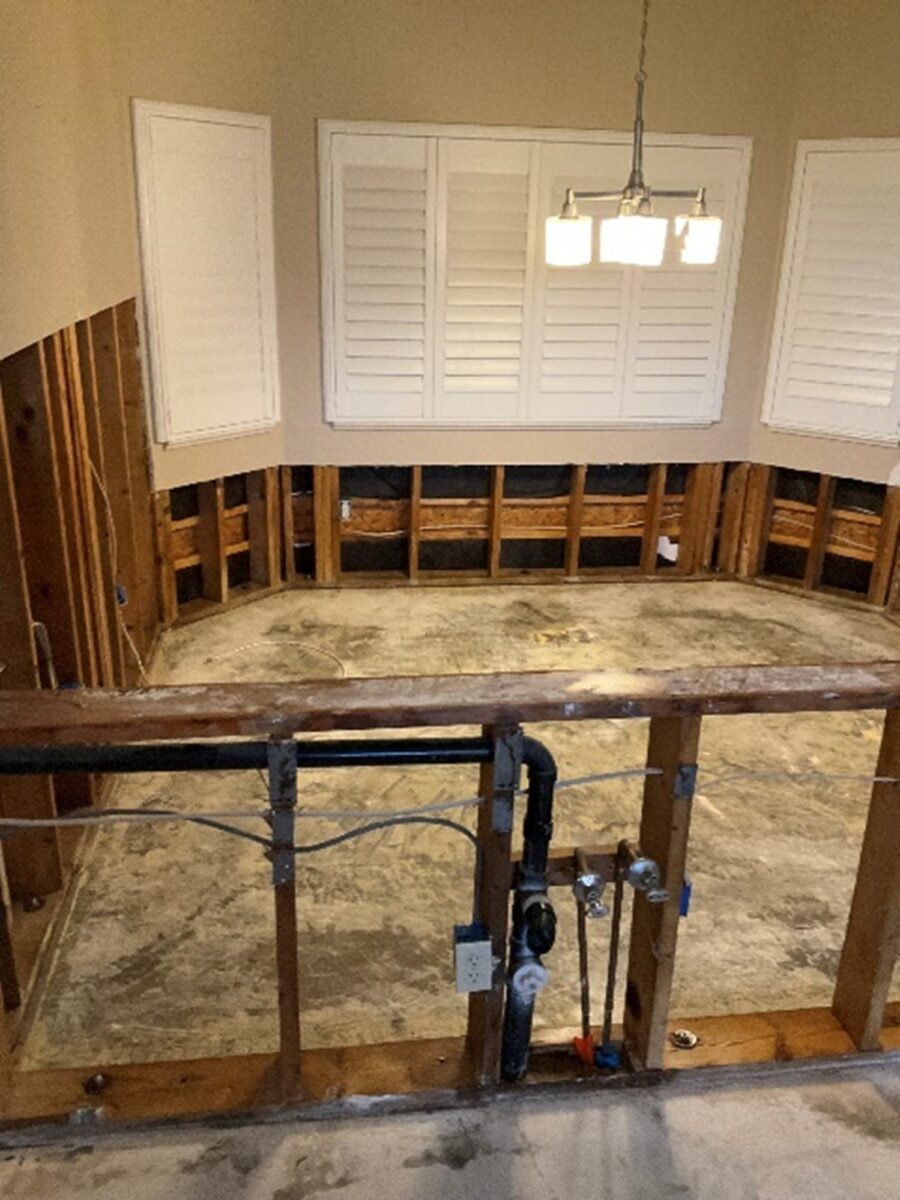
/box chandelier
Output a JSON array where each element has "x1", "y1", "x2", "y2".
[{"x1": 545, "y1": 0, "x2": 722, "y2": 268}]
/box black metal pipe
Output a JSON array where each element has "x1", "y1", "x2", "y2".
[
  {"x1": 501, "y1": 735, "x2": 558, "y2": 1082},
  {"x1": 0, "y1": 736, "x2": 494, "y2": 776}
]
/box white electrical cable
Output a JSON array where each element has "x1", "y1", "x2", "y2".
[{"x1": 89, "y1": 458, "x2": 150, "y2": 684}]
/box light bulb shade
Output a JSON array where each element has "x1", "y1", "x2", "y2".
[
  {"x1": 600, "y1": 213, "x2": 667, "y2": 266},
  {"x1": 677, "y1": 214, "x2": 722, "y2": 265},
  {"x1": 545, "y1": 214, "x2": 592, "y2": 266}
]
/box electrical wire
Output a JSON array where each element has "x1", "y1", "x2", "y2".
[
  {"x1": 292, "y1": 814, "x2": 478, "y2": 854},
  {"x1": 0, "y1": 806, "x2": 272, "y2": 847},
  {"x1": 89, "y1": 458, "x2": 150, "y2": 684}
]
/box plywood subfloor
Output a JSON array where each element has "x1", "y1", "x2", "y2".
[{"x1": 18, "y1": 581, "x2": 900, "y2": 1068}]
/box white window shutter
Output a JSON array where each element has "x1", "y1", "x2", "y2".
[
  {"x1": 765, "y1": 142, "x2": 900, "y2": 442},
  {"x1": 433, "y1": 138, "x2": 537, "y2": 422},
  {"x1": 621, "y1": 145, "x2": 748, "y2": 423},
  {"x1": 325, "y1": 132, "x2": 435, "y2": 422},
  {"x1": 320, "y1": 121, "x2": 751, "y2": 429},
  {"x1": 529, "y1": 142, "x2": 632, "y2": 422},
  {"x1": 133, "y1": 101, "x2": 280, "y2": 445}
]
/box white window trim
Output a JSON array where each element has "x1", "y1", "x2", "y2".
[
  {"x1": 133, "y1": 99, "x2": 281, "y2": 446},
  {"x1": 318, "y1": 119, "x2": 752, "y2": 430},
  {"x1": 762, "y1": 137, "x2": 900, "y2": 445}
]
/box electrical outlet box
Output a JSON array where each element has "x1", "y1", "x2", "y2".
[
  {"x1": 340, "y1": 498, "x2": 352, "y2": 520},
  {"x1": 454, "y1": 924, "x2": 493, "y2": 993}
]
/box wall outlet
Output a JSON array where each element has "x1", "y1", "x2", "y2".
[
  {"x1": 340, "y1": 499, "x2": 352, "y2": 520},
  {"x1": 453, "y1": 924, "x2": 493, "y2": 993}
]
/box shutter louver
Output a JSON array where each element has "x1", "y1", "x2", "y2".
[
  {"x1": 529, "y1": 142, "x2": 633, "y2": 422},
  {"x1": 329, "y1": 134, "x2": 434, "y2": 421},
  {"x1": 434, "y1": 139, "x2": 535, "y2": 421},
  {"x1": 765, "y1": 144, "x2": 900, "y2": 441}
]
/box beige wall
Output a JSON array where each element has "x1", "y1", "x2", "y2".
[{"x1": 2, "y1": 1, "x2": 898, "y2": 488}]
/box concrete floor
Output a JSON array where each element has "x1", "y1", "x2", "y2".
[
  {"x1": 19, "y1": 580, "x2": 900, "y2": 1068},
  {"x1": 3, "y1": 1060, "x2": 900, "y2": 1198}
]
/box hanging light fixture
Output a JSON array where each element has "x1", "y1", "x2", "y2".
[{"x1": 545, "y1": 0, "x2": 722, "y2": 269}]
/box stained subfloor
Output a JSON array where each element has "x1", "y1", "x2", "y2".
[
  {"x1": 19, "y1": 580, "x2": 900, "y2": 1068},
  {"x1": 4, "y1": 1060, "x2": 900, "y2": 1199}
]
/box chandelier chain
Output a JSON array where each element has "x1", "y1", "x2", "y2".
[{"x1": 636, "y1": 0, "x2": 651, "y2": 83}]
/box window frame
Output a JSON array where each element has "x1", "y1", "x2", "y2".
[{"x1": 319, "y1": 118, "x2": 752, "y2": 430}]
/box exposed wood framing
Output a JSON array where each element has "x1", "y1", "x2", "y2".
[
  {"x1": 803, "y1": 475, "x2": 836, "y2": 590},
  {"x1": 736, "y1": 464, "x2": 774, "y2": 578},
  {"x1": 488, "y1": 465, "x2": 504, "y2": 578},
  {"x1": 564, "y1": 464, "x2": 587, "y2": 576},
  {"x1": 408, "y1": 465, "x2": 422, "y2": 581},
  {"x1": 150, "y1": 458, "x2": 900, "y2": 622},
  {"x1": 313, "y1": 466, "x2": 340, "y2": 584},
  {"x1": 0, "y1": 662, "x2": 899, "y2": 1127},
  {"x1": 639, "y1": 465, "x2": 667, "y2": 573},
  {"x1": 0, "y1": 302, "x2": 160, "y2": 1028},
  {"x1": 196, "y1": 479, "x2": 228, "y2": 604},
  {"x1": 466, "y1": 725, "x2": 518, "y2": 1083},
  {"x1": 624, "y1": 715, "x2": 702, "y2": 1069},
  {"x1": 248, "y1": 468, "x2": 281, "y2": 588},
  {"x1": 870, "y1": 486, "x2": 900, "y2": 607},
  {"x1": 832, "y1": 706, "x2": 900, "y2": 1049},
  {"x1": 0, "y1": 401, "x2": 62, "y2": 904}
]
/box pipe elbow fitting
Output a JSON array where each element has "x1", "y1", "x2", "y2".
[{"x1": 522, "y1": 894, "x2": 556, "y2": 956}]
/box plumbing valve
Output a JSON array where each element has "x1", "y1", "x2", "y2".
[
  {"x1": 573, "y1": 872, "x2": 609, "y2": 919},
  {"x1": 626, "y1": 856, "x2": 668, "y2": 903}
]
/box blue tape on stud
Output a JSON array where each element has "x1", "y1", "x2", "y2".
[{"x1": 680, "y1": 876, "x2": 693, "y2": 918}]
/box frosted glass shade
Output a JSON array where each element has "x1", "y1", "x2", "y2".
[
  {"x1": 676, "y1": 214, "x2": 722, "y2": 264},
  {"x1": 600, "y1": 213, "x2": 667, "y2": 266},
  {"x1": 545, "y1": 214, "x2": 592, "y2": 266}
]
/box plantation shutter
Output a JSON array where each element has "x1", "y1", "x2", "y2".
[
  {"x1": 133, "y1": 101, "x2": 280, "y2": 444},
  {"x1": 433, "y1": 138, "x2": 537, "y2": 421},
  {"x1": 321, "y1": 121, "x2": 750, "y2": 428},
  {"x1": 622, "y1": 145, "x2": 747, "y2": 423},
  {"x1": 528, "y1": 142, "x2": 632, "y2": 422},
  {"x1": 327, "y1": 132, "x2": 435, "y2": 422},
  {"x1": 765, "y1": 142, "x2": 900, "y2": 442}
]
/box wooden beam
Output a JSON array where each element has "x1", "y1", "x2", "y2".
[
  {"x1": 0, "y1": 343, "x2": 84, "y2": 686},
  {"x1": 269, "y1": 742, "x2": 301, "y2": 1098},
  {"x1": 247, "y1": 468, "x2": 281, "y2": 588},
  {"x1": 564, "y1": 465, "x2": 587, "y2": 577},
  {"x1": 196, "y1": 479, "x2": 228, "y2": 603},
  {"x1": 697, "y1": 463, "x2": 724, "y2": 574},
  {"x1": 803, "y1": 475, "x2": 836, "y2": 590},
  {"x1": 0, "y1": 398, "x2": 63, "y2": 900},
  {"x1": 717, "y1": 462, "x2": 750, "y2": 575},
  {"x1": 1, "y1": 661, "x2": 899, "y2": 746},
  {"x1": 112, "y1": 302, "x2": 158, "y2": 660},
  {"x1": 488, "y1": 466, "x2": 505, "y2": 578},
  {"x1": 408, "y1": 465, "x2": 422, "y2": 582},
  {"x1": 624, "y1": 715, "x2": 702, "y2": 1069},
  {"x1": 832, "y1": 706, "x2": 900, "y2": 1049},
  {"x1": 42, "y1": 333, "x2": 100, "y2": 685},
  {"x1": 313, "y1": 466, "x2": 339, "y2": 584},
  {"x1": 280, "y1": 467, "x2": 297, "y2": 585},
  {"x1": 737, "y1": 464, "x2": 774, "y2": 578},
  {"x1": 87, "y1": 308, "x2": 144, "y2": 679},
  {"x1": 152, "y1": 492, "x2": 178, "y2": 626},
  {"x1": 869, "y1": 486, "x2": 900, "y2": 607},
  {"x1": 467, "y1": 725, "x2": 518, "y2": 1083},
  {"x1": 70, "y1": 323, "x2": 124, "y2": 686},
  {"x1": 640, "y1": 465, "x2": 667, "y2": 574}
]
